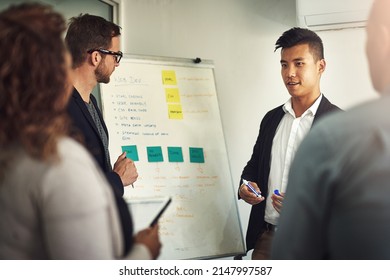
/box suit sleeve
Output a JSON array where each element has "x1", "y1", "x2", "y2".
[
  {"x1": 239, "y1": 125, "x2": 262, "y2": 199},
  {"x1": 239, "y1": 107, "x2": 283, "y2": 199},
  {"x1": 106, "y1": 171, "x2": 124, "y2": 197}
]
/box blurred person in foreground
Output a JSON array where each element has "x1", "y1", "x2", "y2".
[
  {"x1": 0, "y1": 3, "x2": 160, "y2": 259},
  {"x1": 272, "y1": 0, "x2": 390, "y2": 259}
]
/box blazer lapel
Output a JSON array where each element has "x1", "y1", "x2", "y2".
[
  {"x1": 313, "y1": 95, "x2": 340, "y2": 125},
  {"x1": 71, "y1": 88, "x2": 102, "y2": 140}
]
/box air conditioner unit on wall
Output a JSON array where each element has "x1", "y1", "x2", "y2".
[{"x1": 296, "y1": 0, "x2": 373, "y2": 31}]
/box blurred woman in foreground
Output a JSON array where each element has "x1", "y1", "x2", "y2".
[{"x1": 0, "y1": 3, "x2": 160, "y2": 260}]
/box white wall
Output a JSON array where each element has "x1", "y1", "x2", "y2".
[{"x1": 119, "y1": 0, "x2": 378, "y2": 258}]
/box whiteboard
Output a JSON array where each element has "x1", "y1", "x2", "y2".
[{"x1": 100, "y1": 54, "x2": 245, "y2": 259}]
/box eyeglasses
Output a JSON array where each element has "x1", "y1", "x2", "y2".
[{"x1": 87, "y1": 48, "x2": 123, "y2": 63}]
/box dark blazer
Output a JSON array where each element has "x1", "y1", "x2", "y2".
[
  {"x1": 67, "y1": 88, "x2": 133, "y2": 254},
  {"x1": 67, "y1": 88, "x2": 123, "y2": 195},
  {"x1": 240, "y1": 95, "x2": 342, "y2": 253}
]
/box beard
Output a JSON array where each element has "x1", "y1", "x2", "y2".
[{"x1": 95, "y1": 61, "x2": 111, "y2": 84}]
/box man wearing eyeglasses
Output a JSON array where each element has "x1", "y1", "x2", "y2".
[
  {"x1": 66, "y1": 13, "x2": 133, "y2": 197},
  {"x1": 65, "y1": 14, "x2": 160, "y2": 259}
]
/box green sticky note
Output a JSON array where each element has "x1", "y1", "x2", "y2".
[
  {"x1": 167, "y1": 147, "x2": 184, "y2": 162},
  {"x1": 189, "y1": 147, "x2": 205, "y2": 163},
  {"x1": 147, "y1": 146, "x2": 164, "y2": 162},
  {"x1": 121, "y1": 145, "x2": 139, "y2": 161}
]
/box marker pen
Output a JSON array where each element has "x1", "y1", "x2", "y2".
[{"x1": 242, "y1": 179, "x2": 262, "y2": 197}]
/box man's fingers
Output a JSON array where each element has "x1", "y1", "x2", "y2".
[{"x1": 118, "y1": 151, "x2": 126, "y2": 160}]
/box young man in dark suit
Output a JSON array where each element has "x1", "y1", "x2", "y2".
[
  {"x1": 65, "y1": 14, "x2": 137, "y2": 196},
  {"x1": 238, "y1": 27, "x2": 342, "y2": 259},
  {"x1": 65, "y1": 14, "x2": 160, "y2": 259}
]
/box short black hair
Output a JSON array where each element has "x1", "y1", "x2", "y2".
[{"x1": 275, "y1": 27, "x2": 324, "y2": 61}]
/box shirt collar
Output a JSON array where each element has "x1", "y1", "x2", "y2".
[{"x1": 283, "y1": 93, "x2": 323, "y2": 118}]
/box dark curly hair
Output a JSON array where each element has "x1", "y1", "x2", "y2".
[{"x1": 0, "y1": 3, "x2": 70, "y2": 162}]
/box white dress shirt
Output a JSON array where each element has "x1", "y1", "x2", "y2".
[{"x1": 264, "y1": 94, "x2": 323, "y2": 225}]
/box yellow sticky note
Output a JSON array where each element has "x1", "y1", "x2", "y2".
[
  {"x1": 168, "y1": 104, "x2": 183, "y2": 119},
  {"x1": 162, "y1": 70, "x2": 177, "y2": 85},
  {"x1": 165, "y1": 88, "x2": 180, "y2": 103}
]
